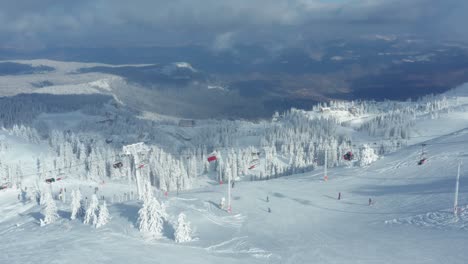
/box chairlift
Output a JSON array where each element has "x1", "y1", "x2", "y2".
[
  {"x1": 248, "y1": 159, "x2": 260, "y2": 170},
  {"x1": 343, "y1": 151, "x2": 354, "y2": 161},
  {"x1": 113, "y1": 161, "x2": 123, "y2": 169},
  {"x1": 45, "y1": 178, "x2": 56, "y2": 184}
]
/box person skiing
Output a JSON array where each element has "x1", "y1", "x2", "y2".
[
  {"x1": 268, "y1": 207, "x2": 271, "y2": 213},
  {"x1": 338, "y1": 192, "x2": 341, "y2": 200},
  {"x1": 368, "y1": 198, "x2": 372, "y2": 206},
  {"x1": 266, "y1": 196, "x2": 269, "y2": 202},
  {"x1": 231, "y1": 181, "x2": 235, "y2": 188}
]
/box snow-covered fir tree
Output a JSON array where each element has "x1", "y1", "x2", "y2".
[
  {"x1": 96, "y1": 201, "x2": 110, "y2": 228},
  {"x1": 138, "y1": 200, "x2": 150, "y2": 232},
  {"x1": 70, "y1": 189, "x2": 85, "y2": 220},
  {"x1": 138, "y1": 182, "x2": 167, "y2": 239},
  {"x1": 358, "y1": 145, "x2": 379, "y2": 167},
  {"x1": 175, "y1": 213, "x2": 192, "y2": 243},
  {"x1": 84, "y1": 194, "x2": 99, "y2": 225},
  {"x1": 147, "y1": 197, "x2": 166, "y2": 239},
  {"x1": 40, "y1": 191, "x2": 59, "y2": 226}
]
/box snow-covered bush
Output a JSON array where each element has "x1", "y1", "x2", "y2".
[
  {"x1": 175, "y1": 213, "x2": 192, "y2": 243},
  {"x1": 40, "y1": 192, "x2": 59, "y2": 226}
]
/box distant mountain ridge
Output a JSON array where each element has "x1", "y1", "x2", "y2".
[{"x1": 1, "y1": 36, "x2": 468, "y2": 118}]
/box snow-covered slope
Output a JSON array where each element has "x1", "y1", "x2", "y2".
[
  {"x1": 1, "y1": 126, "x2": 468, "y2": 263},
  {"x1": 2, "y1": 75, "x2": 468, "y2": 263}
]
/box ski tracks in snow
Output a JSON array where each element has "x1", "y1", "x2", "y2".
[
  {"x1": 205, "y1": 236, "x2": 276, "y2": 260},
  {"x1": 194, "y1": 201, "x2": 246, "y2": 229},
  {"x1": 385, "y1": 205, "x2": 468, "y2": 230}
]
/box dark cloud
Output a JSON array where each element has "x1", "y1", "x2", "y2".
[{"x1": 0, "y1": 0, "x2": 466, "y2": 49}]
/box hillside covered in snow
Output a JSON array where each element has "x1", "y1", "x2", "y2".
[{"x1": 1, "y1": 65, "x2": 468, "y2": 263}]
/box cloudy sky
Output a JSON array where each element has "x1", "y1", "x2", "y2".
[{"x1": 0, "y1": 0, "x2": 466, "y2": 49}]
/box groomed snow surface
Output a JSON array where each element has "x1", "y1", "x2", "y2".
[{"x1": 1, "y1": 128, "x2": 468, "y2": 264}]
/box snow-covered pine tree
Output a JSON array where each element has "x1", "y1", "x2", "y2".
[
  {"x1": 175, "y1": 213, "x2": 192, "y2": 243},
  {"x1": 84, "y1": 194, "x2": 99, "y2": 225},
  {"x1": 70, "y1": 189, "x2": 84, "y2": 220},
  {"x1": 138, "y1": 182, "x2": 153, "y2": 233},
  {"x1": 147, "y1": 197, "x2": 166, "y2": 239},
  {"x1": 358, "y1": 144, "x2": 379, "y2": 167},
  {"x1": 138, "y1": 182, "x2": 167, "y2": 238},
  {"x1": 138, "y1": 200, "x2": 150, "y2": 232},
  {"x1": 40, "y1": 191, "x2": 59, "y2": 226},
  {"x1": 96, "y1": 201, "x2": 110, "y2": 228},
  {"x1": 70, "y1": 190, "x2": 78, "y2": 219}
]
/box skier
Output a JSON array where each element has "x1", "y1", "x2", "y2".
[
  {"x1": 266, "y1": 196, "x2": 269, "y2": 202},
  {"x1": 338, "y1": 192, "x2": 341, "y2": 200},
  {"x1": 231, "y1": 181, "x2": 235, "y2": 188},
  {"x1": 268, "y1": 207, "x2": 271, "y2": 213},
  {"x1": 368, "y1": 198, "x2": 372, "y2": 206}
]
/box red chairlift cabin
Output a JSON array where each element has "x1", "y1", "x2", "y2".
[
  {"x1": 343, "y1": 151, "x2": 354, "y2": 161},
  {"x1": 248, "y1": 159, "x2": 260, "y2": 170}
]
